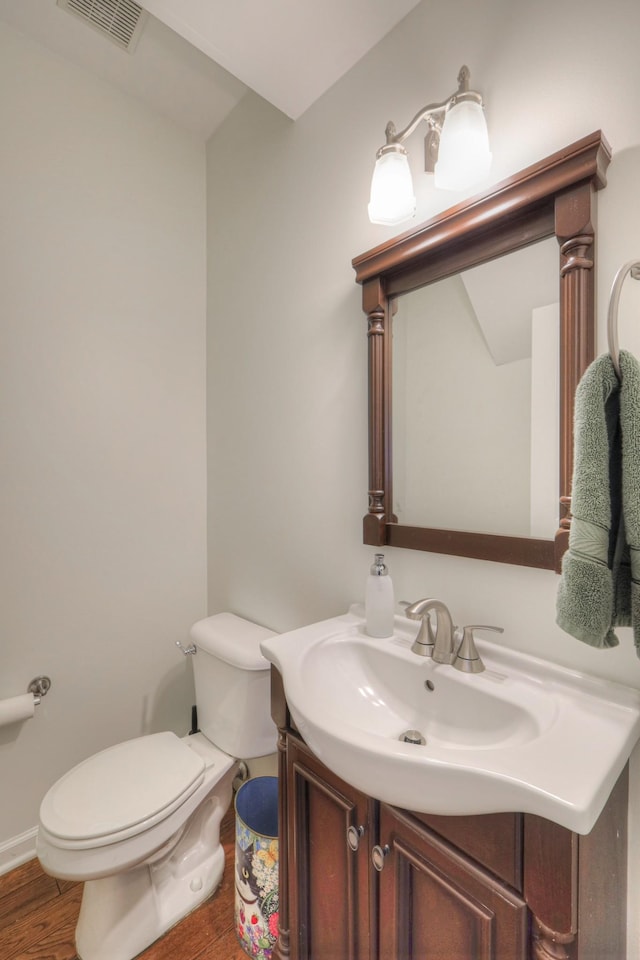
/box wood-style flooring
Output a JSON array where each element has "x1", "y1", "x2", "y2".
[{"x1": 0, "y1": 806, "x2": 248, "y2": 960}]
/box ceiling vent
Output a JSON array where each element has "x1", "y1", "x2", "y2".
[{"x1": 56, "y1": 0, "x2": 148, "y2": 53}]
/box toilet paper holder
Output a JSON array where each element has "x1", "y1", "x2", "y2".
[
  {"x1": 28, "y1": 675, "x2": 52, "y2": 705},
  {"x1": 0, "y1": 676, "x2": 52, "y2": 728}
]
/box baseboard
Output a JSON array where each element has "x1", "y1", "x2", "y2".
[{"x1": 0, "y1": 826, "x2": 38, "y2": 876}]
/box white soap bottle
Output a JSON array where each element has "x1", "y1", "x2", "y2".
[{"x1": 365, "y1": 553, "x2": 395, "y2": 638}]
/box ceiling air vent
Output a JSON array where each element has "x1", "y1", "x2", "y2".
[{"x1": 56, "y1": 0, "x2": 148, "y2": 53}]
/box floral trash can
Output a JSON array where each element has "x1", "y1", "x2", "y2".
[{"x1": 234, "y1": 776, "x2": 279, "y2": 958}]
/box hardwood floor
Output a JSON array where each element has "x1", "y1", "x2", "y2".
[{"x1": 0, "y1": 807, "x2": 249, "y2": 960}]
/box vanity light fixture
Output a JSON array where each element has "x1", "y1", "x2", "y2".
[{"x1": 368, "y1": 65, "x2": 492, "y2": 225}]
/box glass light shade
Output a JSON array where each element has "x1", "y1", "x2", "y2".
[
  {"x1": 368, "y1": 150, "x2": 416, "y2": 225},
  {"x1": 434, "y1": 99, "x2": 492, "y2": 191}
]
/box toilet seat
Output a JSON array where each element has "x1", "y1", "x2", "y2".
[{"x1": 40, "y1": 732, "x2": 205, "y2": 849}]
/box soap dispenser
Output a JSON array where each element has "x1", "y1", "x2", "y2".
[{"x1": 365, "y1": 553, "x2": 395, "y2": 638}]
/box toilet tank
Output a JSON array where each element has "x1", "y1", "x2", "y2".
[{"x1": 189, "y1": 613, "x2": 277, "y2": 759}]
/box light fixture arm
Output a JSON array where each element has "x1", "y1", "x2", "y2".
[
  {"x1": 377, "y1": 65, "x2": 484, "y2": 157},
  {"x1": 382, "y1": 102, "x2": 447, "y2": 150}
]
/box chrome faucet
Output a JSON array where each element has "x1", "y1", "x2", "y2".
[
  {"x1": 405, "y1": 599, "x2": 504, "y2": 673},
  {"x1": 405, "y1": 599, "x2": 456, "y2": 664}
]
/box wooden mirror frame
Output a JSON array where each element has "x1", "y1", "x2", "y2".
[{"x1": 353, "y1": 131, "x2": 611, "y2": 571}]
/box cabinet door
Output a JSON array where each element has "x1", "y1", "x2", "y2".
[
  {"x1": 376, "y1": 805, "x2": 528, "y2": 960},
  {"x1": 287, "y1": 739, "x2": 371, "y2": 960}
]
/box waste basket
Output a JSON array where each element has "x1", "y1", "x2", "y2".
[{"x1": 234, "y1": 776, "x2": 279, "y2": 958}]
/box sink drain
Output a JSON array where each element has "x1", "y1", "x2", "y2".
[{"x1": 399, "y1": 729, "x2": 426, "y2": 745}]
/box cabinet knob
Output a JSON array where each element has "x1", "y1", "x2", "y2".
[
  {"x1": 371, "y1": 844, "x2": 390, "y2": 871},
  {"x1": 346, "y1": 824, "x2": 365, "y2": 852}
]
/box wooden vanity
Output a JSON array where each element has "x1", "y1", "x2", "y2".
[{"x1": 271, "y1": 668, "x2": 628, "y2": 960}]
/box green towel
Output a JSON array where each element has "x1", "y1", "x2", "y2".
[{"x1": 556, "y1": 349, "x2": 640, "y2": 654}]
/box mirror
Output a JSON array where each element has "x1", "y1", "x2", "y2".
[
  {"x1": 353, "y1": 132, "x2": 611, "y2": 570},
  {"x1": 392, "y1": 236, "x2": 559, "y2": 538}
]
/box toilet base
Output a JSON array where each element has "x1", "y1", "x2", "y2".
[{"x1": 75, "y1": 769, "x2": 234, "y2": 960}]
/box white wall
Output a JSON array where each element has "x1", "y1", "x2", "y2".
[
  {"x1": 206, "y1": 0, "x2": 640, "y2": 954},
  {"x1": 0, "y1": 22, "x2": 207, "y2": 867}
]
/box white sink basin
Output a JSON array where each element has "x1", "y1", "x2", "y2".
[{"x1": 260, "y1": 605, "x2": 640, "y2": 834}]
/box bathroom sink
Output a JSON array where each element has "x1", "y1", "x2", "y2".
[{"x1": 260, "y1": 606, "x2": 640, "y2": 834}]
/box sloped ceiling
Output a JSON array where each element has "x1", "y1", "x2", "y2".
[
  {"x1": 140, "y1": 0, "x2": 422, "y2": 121},
  {"x1": 0, "y1": 0, "x2": 421, "y2": 139},
  {"x1": 462, "y1": 238, "x2": 559, "y2": 365}
]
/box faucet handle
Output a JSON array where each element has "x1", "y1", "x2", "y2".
[
  {"x1": 452, "y1": 624, "x2": 503, "y2": 674},
  {"x1": 405, "y1": 599, "x2": 436, "y2": 657}
]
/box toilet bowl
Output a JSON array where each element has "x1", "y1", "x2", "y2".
[{"x1": 36, "y1": 613, "x2": 277, "y2": 960}]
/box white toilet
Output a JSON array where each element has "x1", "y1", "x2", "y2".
[{"x1": 36, "y1": 612, "x2": 277, "y2": 960}]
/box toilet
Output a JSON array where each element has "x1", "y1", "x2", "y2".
[{"x1": 36, "y1": 612, "x2": 277, "y2": 960}]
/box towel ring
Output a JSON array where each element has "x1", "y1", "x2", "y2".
[{"x1": 607, "y1": 259, "x2": 640, "y2": 377}]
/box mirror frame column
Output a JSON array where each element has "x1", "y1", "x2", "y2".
[
  {"x1": 363, "y1": 278, "x2": 396, "y2": 546},
  {"x1": 555, "y1": 184, "x2": 597, "y2": 571}
]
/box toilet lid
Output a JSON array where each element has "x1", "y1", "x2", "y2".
[{"x1": 40, "y1": 732, "x2": 205, "y2": 842}]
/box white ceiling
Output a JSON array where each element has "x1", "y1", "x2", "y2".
[{"x1": 0, "y1": 0, "x2": 421, "y2": 140}]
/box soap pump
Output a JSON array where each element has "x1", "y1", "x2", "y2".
[{"x1": 365, "y1": 553, "x2": 395, "y2": 638}]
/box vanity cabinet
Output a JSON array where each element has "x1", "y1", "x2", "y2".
[
  {"x1": 271, "y1": 670, "x2": 629, "y2": 960},
  {"x1": 376, "y1": 802, "x2": 528, "y2": 959},
  {"x1": 285, "y1": 737, "x2": 372, "y2": 960},
  {"x1": 285, "y1": 736, "x2": 526, "y2": 960}
]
